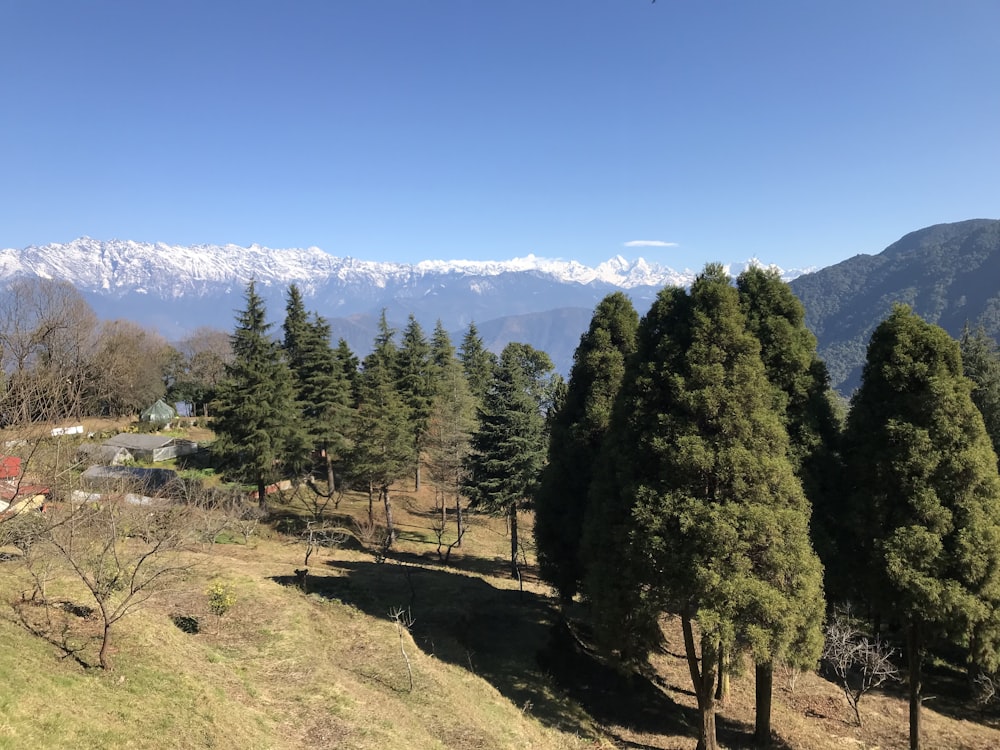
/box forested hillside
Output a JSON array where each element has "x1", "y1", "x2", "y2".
[{"x1": 791, "y1": 219, "x2": 1000, "y2": 393}]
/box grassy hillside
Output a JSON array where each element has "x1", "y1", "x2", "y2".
[{"x1": 3, "y1": 470, "x2": 1000, "y2": 749}]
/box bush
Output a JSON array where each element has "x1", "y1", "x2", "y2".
[{"x1": 206, "y1": 581, "x2": 237, "y2": 617}]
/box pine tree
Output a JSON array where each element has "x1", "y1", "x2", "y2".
[
  {"x1": 349, "y1": 311, "x2": 411, "y2": 546},
  {"x1": 282, "y1": 287, "x2": 353, "y2": 495},
  {"x1": 282, "y1": 284, "x2": 309, "y2": 373},
  {"x1": 396, "y1": 315, "x2": 435, "y2": 490},
  {"x1": 843, "y1": 305, "x2": 1000, "y2": 750},
  {"x1": 534, "y1": 292, "x2": 638, "y2": 602},
  {"x1": 458, "y1": 322, "x2": 496, "y2": 406},
  {"x1": 213, "y1": 281, "x2": 309, "y2": 509},
  {"x1": 424, "y1": 343, "x2": 476, "y2": 555},
  {"x1": 334, "y1": 337, "x2": 360, "y2": 404},
  {"x1": 585, "y1": 266, "x2": 823, "y2": 750},
  {"x1": 430, "y1": 319, "x2": 456, "y2": 377},
  {"x1": 736, "y1": 267, "x2": 838, "y2": 740},
  {"x1": 463, "y1": 342, "x2": 554, "y2": 579}
]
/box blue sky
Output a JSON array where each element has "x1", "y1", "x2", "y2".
[{"x1": 2, "y1": 1, "x2": 998, "y2": 271}]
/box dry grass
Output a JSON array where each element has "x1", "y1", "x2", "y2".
[{"x1": 2, "y1": 464, "x2": 1000, "y2": 749}]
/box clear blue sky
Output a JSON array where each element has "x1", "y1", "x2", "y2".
[{"x1": 2, "y1": 1, "x2": 998, "y2": 271}]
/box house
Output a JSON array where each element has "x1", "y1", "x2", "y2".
[
  {"x1": 0, "y1": 455, "x2": 22, "y2": 480},
  {"x1": 101, "y1": 434, "x2": 198, "y2": 463},
  {"x1": 0, "y1": 456, "x2": 49, "y2": 516}
]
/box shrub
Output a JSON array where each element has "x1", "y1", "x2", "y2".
[{"x1": 206, "y1": 581, "x2": 237, "y2": 618}]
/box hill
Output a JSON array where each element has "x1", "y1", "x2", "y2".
[{"x1": 790, "y1": 219, "x2": 1000, "y2": 393}]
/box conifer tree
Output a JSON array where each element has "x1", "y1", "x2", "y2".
[
  {"x1": 585, "y1": 266, "x2": 823, "y2": 750},
  {"x1": 282, "y1": 284, "x2": 309, "y2": 371},
  {"x1": 430, "y1": 319, "x2": 456, "y2": 376},
  {"x1": 282, "y1": 287, "x2": 353, "y2": 494},
  {"x1": 534, "y1": 291, "x2": 638, "y2": 602},
  {"x1": 396, "y1": 315, "x2": 435, "y2": 490},
  {"x1": 458, "y1": 322, "x2": 496, "y2": 406},
  {"x1": 463, "y1": 342, "x2": 554, "y2": 579},
  {"x1": 736, "y1": 267, "x2": 838, "y2": 739},
  {"x1": 424, "y1": 343, "x2": 476, "y2": 553},
  {"x1": 213, "y1": 281, "x2": 309, "y2": 509},
  {"x1": 334, "y1": 337, "x2": 360, "y2": 404},
  {"x1": 349, "y1": 311, "x2": 411, "y2": 545},
  {"x1": 843, "y1": 305, "x2": 1000, "y2": 750}
]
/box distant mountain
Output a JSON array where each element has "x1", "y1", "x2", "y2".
[
  {"x1": 790, "y1": 219, "x2": 1000, "y2": 394},
  {"x1": 0, "y1": 238, "x2": 802, "y2": 374}
]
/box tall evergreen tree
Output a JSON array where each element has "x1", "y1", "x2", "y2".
[
  {"x1": 283, "y1": 287, "x2": 353, "y2": 494},
  {"x1": 430, "y1": 319, "x2": 456, "y2": 377},
  {"x1": 960, "y1": 324, "x2": 1000, "y2": 464},
  {"x1": 282, "y1": 284, "x2": 309, "y2": 371},
  {"x1": 396, "y1": 315, "x2": 435, "y2": 490},
  {"x1": 213, "y1": 281, "x2": 309, "y2": 509},
  {"x1": 458, "y1": 322, "x2": 496, "y2": 406},
  {"x1": 843, "y1": 305, "x2": 1000, "y2": 750},
  {"x1": 584, "y1": 266, "x2": 823, "y2": 750},
  {"x1": 463, "y1": 342, "x2": 554, "y2": 579},
  {"x1": 736, "y1": 267, "x2": 839, "y2": 740},
  {"x1": 534, "y1": 292, "x2": 638, "y2": 602},
  {"x1": 349, "y1": 311, "x2": 411, "y2": 545},
  {"x1": 334, "y1": 337, "x2": 360, "y2": 404},
  {"x1": 424, "y1": 343, "x2": 476, "y2": 553}
]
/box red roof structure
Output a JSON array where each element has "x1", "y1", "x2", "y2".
[{"x1": 0, "y1": 456, "x2": 21, "y2": 481}]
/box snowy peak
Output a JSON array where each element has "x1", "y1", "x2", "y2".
[{"x1": 0, "y1": 238, "x2": 804, "y2": 297}]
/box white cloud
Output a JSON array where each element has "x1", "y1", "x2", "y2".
[{"x1": 623, "y1": 240, "x2": 678, "y2": 248}]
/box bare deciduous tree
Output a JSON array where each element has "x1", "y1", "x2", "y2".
[
  {"x1": 170, "y1": 327, "x2": 232, "y2": 417},
  {"x1": 85, "y1": 319, "x2": 171, "y2": 417},
  {"x1": 0, "y1": 278, "x2": 98, "y2": 425},
  {"x1": 40, "y1": 493, "x2": 198, "y2": 670},
  {"x1": 822, "y1": 610, "x2": 899, "y2": 726}
]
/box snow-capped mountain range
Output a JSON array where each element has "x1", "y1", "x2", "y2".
[
  {"x1": 0, "y1": 238, "x2": 808, "y2": 373},
  {"x1": 0, "y1": 237, "x2": 804, "y2": 294}
]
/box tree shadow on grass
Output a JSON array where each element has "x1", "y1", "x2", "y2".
[{"x1": 272, "y1": 559, "x2": 698, "y2": 742}]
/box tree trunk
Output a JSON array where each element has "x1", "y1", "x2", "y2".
[
  {"x1": 455, "y1": 493, "x2": 463, "y2": 547},
  {"x1": 907, "y1": 622, "x2": 923, "y2": 750},
  {"x1": 754, "y1": 661, "x2": 774, "y2": 747},
  {"x1": 324, "y1": 447, "x2": 336, "y2": 495},
  {"x1": 257, "y1": 477, "x2": 268, "y2": 511},
  {"x1": 414, "y1": 435, "x2": 422, "y2": 491},
  {"x1": 509, "y1": 501, "x2": 519, "y2": 579},
  {"x1": 681, "y1": 612, "x2": 719, "y2": 750},
  {"x1": 382, "y1": 484, "x2": 396, "y2": 546},
  {"x1": 99, "y1": 621, "x2": 113, "y2": 670},
  {"x1": 716, "y1": 643, "x2": 730, "y2": 701},
  {"x1": 368, "y1": 481, "x2": 374, "y2": 525}
]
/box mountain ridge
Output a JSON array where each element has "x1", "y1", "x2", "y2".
[
  {"x1": 13, "y1": 227, "x2": 1000, "y2": 394},
  {"x1": 0, "y1": 238, "x2": 804, "y2": 375},
  {"x1": 0, "y1": 236, "x2": 807, "y2": 294},
  {"x1": 790, "y1": 218, "x2": 1000, "y2": 393}
]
